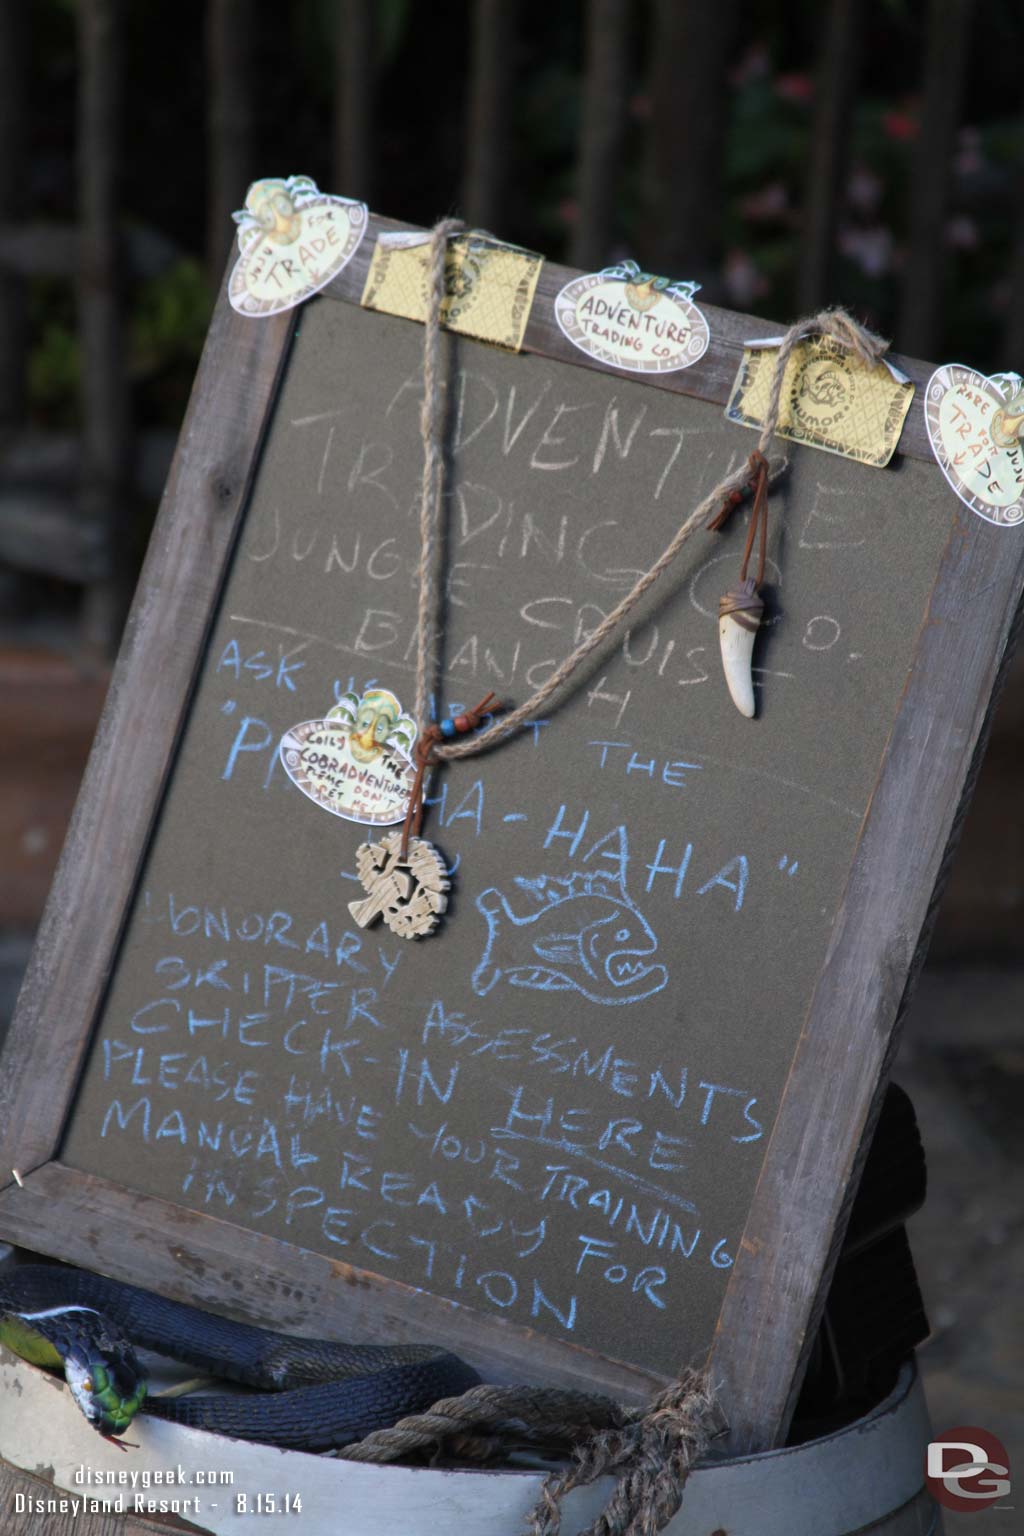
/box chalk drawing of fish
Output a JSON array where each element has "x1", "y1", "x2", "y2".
[{"x1": 472, "y1": 870, "x2": 668, "y2": 1006}]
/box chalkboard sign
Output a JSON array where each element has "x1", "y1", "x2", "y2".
[{"x1": 2, "y1": 213, "x2": 1022, "y2": 1454}]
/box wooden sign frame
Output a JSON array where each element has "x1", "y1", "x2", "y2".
[{"x1": 2, "y1": 212, "x2": 1022, "y2": 1455}]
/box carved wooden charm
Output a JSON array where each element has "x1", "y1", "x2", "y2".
[{"x1": 348, "y1": 832, "x2": 450, "y2": 938}]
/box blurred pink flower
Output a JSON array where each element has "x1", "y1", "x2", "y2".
[
  {"x1": 723, "y1": 249, "x2": 769, "y2": 308},
  {"x1": 776, "y1": 72, "x2": 814, "y2": 104},
  {"x1": 946, "y1": 215, "x2": 979, "y2": 250},
  {"x1": 883, "y1": 110, "x2": 919, "y2": 141},
  {"x1": 730, "y1": 42, "x2": 770, "y2": 88},
  {"x1": 954, "y1": 126, "x2": 986, "y2": 178},
  {"x1": 558, "y1": 199, "x2": 579, "y2": 228},
  {"x1": 847, "y1": 164, "x2": 883, "y2": 214},
  {"x1": 740, "y1": 181, "x2": 789, "y2": 221},
  {"x1": 838, "y1": 225, "x2": 894, "y2": 277}
]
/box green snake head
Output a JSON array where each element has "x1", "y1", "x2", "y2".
[
  {"x1": 64, "y1": 1339, "x2": 148, "y2": 1436},
  {"x1": 2, "y1": 1305, "x2": 147, "y2": 1438}
]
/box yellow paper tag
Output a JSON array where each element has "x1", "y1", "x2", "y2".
[
  {"x1": 726, "y1": 336, "x2": 915, "y2": 468},
  {"x1": 361, "y1": 231, "x2": 542, "y2": 351}
]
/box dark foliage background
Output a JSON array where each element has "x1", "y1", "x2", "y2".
[{"x1": 20, "y1": 0, "x2": 1023, "y2": 442}]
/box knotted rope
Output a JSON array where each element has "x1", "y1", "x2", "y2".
[
  {"x1": 414, "y1": 215, "x2": 467, "y2": 733},
  {"x1": 524, "y1": 1370, "x2": 722, "y2": 1536},
  {"x1": 337, "y1": 1371, "x2": 723, "y2": 1536},
  {"x1": 339, "y1": 1384, "x2": 634, "y2": 1466}
]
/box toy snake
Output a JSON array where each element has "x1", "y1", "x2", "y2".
[{"x1": 0, "y1": 1265, "x2": 478, "y2": 1452}]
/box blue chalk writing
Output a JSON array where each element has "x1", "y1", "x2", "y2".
[
  {"x1": 222, "y1": 716, "x2": 273, "y2": 780},
  {"x1": 588, "y1": 740, "x2": 703, "y2": 790},
  {"x1": 216, "y1": 638, "x2": 307, "y2": 691},
  {"x1": 645, "y1": 840, "x2": 693, "y2": 898},
  {"x1": 544, "y1": 804, "x2": 588, "y2": 858},
  {"x1": 394, "y1": 1051, "x2": 460, "y2": 1107},
  {"x1": 473, "y1": 867, "x2": 666, "y2": 1006},
  {"x1": 696, "y1": 855, "x2": 748, "y2": 910}
]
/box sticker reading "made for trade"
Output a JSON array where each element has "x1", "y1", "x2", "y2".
[
  {"x1": 229, "y1": 175, "x2": 367, "y2": 318},
  {"x1": 924, "y1": 365, "x2": 1024, "y2": 527}
]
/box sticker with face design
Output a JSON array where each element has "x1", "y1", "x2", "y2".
[
  {"x1": 279, "y1": 688, "x2": 418, "y2": 826},
  {"x1": 228, "y1": 174, "x2": 368, "y2": 317}
]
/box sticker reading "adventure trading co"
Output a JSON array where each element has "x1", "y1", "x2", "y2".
[{"x1": 554, "y1": 261, "x2": 710, "y2": 375}]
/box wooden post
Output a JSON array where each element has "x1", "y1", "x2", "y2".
[
  {"x1": 0, "y1": 1, "x2": 28, "y2": 428},
  {"x1": 643, "y1": 0, "x2": 738, "y2": 295},
  {"x1": 797, "y1": 0, "x2": 863, "y2": 311},
  {"x1": 899, "y1": 0, "x2": 974, "y2": 358},
  {"x1": 77, "y1": 0, "x2": 131, "y2": 656},
  {"x1": 334, "y1": 0, "x2": 376, "y2": 202},
  {"x1": 206, "y1": 0, "x2": 255, "y2": 289},
  {"x1": 570, "y1": 0, "x2": 629, "y2": 271},
  {"x1": 462, "y1": 0, "x2": 518, "y2": 230}
]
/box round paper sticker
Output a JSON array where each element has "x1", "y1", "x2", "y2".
[
  {"x1": 280, "y1": 689, "x2": 417, "y2": 827},
  {"x1": 554, "y1": 261, "x2": 710, "y2": 374},
  {"x1": 924, "y1": 364, "x2": 1024, "y2": 527},
  {"x1": 229, "y1": 175, "x2": 368, "y2": 318}
]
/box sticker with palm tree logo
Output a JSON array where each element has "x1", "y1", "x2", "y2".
[
  {"x1": 279, "y1": 688, "x2": 417, "y2": 826},
  {"x1": 553, "y1": 260, "x2": 710, "y2": 374}
]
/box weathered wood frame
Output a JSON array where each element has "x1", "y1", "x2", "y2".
[{"x1": 2, "y1": 214, "x2": 1022, "y2": 1454}]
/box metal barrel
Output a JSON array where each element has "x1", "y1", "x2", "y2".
[{"x1": 0, "y1": 1345, "x2": 939, "y2": 1535}]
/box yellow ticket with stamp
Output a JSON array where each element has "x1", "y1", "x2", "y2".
[
  {"x1": 361, "y1": 230, "x2": 542, "y2": 351},
  {"x1": 726, "y1": 335, "x2": 915, "y2": 467}
]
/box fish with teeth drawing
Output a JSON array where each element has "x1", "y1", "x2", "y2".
[{"x1": 472, "y1": 870, "x2": 668, "y2": 1006}]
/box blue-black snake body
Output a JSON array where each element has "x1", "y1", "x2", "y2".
[{"x1": 0, "y1": 1266, "x2": 478, "y2": 1452}]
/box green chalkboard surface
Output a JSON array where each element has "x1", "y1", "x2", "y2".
[
  {"x1": 3, "y1": 215, "x2": 1022, "y2": 1451},
  {"x1": 61, "y1": 296, "x2": 944, "y2": 1372}
]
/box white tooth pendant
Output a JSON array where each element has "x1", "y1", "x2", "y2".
[{"x1": 718, "y1": 577, "x2": 764, "y2": 719}]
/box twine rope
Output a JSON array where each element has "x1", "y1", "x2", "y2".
[
  {"x1": 337, "y1": 1371, "x2": 723, "y2": 1536},
  {"x1": 522, "y1": 1370, "x2": 721, "y2": 1536},
  {"x1": 338, "y1": 1384, "x2": 633, "y2": 1465},
  {"x1": 407, "y1": 234, "x2": 889, "y2": 761},
  {"x1": 414, "y1": 216, "x2": 468, "y2": 731}
]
